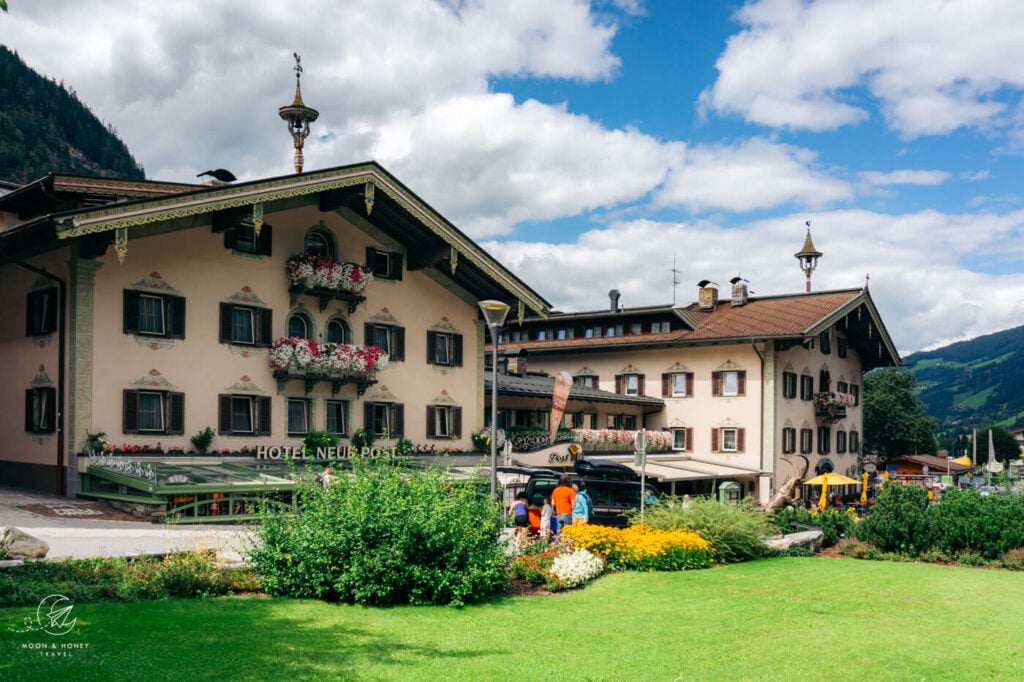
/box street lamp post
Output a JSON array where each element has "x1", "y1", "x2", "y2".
[{"x1": 478, "y1": 300, "x2": 511, "y2": 502}]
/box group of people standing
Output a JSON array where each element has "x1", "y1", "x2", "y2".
[{"x1": 511, "y1": 474, "x2": 591, "y2": 542}]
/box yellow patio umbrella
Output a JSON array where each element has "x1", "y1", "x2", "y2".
[
  {"x1": 817, "y1": 473, "x2": 829, "y2": 511},
  {"x1": 804, "y1": 473, "x2": 861, "y2": 486},
  {"x1": 860, "y1": 472, "x2": 869, "y2": 504},
  {"x1": 951, "y1": 455, "x2": 972, "y2": 467}
]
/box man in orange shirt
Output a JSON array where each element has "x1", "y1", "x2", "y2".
[{"x1": 551, "y1": 474, "x2": 575, "y2": 534}]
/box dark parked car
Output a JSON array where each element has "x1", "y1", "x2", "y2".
[{"x1": 524, "y1": 459, "x2": 659, "y2": 527}]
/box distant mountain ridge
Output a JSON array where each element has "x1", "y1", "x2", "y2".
[
  {"x1": 0, "y1": 45, "x2": 144, "y2": 184},
  {"x1": 904, "y1": 325, "x2": 1024, "y2": 438}
]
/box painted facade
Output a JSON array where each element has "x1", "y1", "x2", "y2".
[{"x1": 0, "y1": 166, "x2": 550, "y2": 495}]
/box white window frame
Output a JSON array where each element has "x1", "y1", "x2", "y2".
[
  {"x1": 722, "y1": 371, "x2": 740, "y2": 397},
  {"x1": 325, "y1": 400, "x2": 348, "y2": 436},
  {"x1": 624, "y1": 374, "x2": 640, "y2": 396},
  {"x1": 231, "y1": 396, "x2": 254, "y2": 434},
  {"x1": 137, "y1": 391, "x2": 165, "y2": 432},
  {"x1": 138, "y1": 294, "x2": 166, "y2": 336},
  {"x1": 232, "y1": 307, "x2": 255, "y2": 345},
  {"x1": 287, "y1": 398, "x2": 310, "y2": 437},
  {"x1": 672, "y1": 428, "x2": 688, "y2": 451},
  {"x1": 671, "y1": 373, "x2": 688, "y2": 397},
  {"x1": 433, "y1": 333, "x2": 452, "y2": 365},
  {"x1": 721, "y1": 427, "x2": 738, "y2": 452}
]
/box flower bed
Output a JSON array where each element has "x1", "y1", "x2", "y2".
[
  {"x1": 286, "y1": 253, "x2": 372, "y2": 294},
  {"x1": 560, "y1": 524, "x2": 713, "y2": 571},
  {"x1": 571, "y1": 428, "x2": 672, "y2": 452},
  {"x1": 508, "y1": 538, "x2": 605, "y2": 592},
  {"x1": 269, "y1": 337, "x2": 388, "y2": 375}
]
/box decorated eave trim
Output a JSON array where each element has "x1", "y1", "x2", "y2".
[
  {"x1": 804, "y1": 291, "x2": 900, "y2": 365},
  {"x1": 53, "y1": 164, "x2": 549, "y2": 316}
]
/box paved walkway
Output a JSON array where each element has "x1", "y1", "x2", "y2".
[{"x1": 0, "y1": 486, "x2": 253, "y2": 562}]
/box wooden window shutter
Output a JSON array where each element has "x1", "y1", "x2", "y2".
[
  {"x1": 258, "y1": 307, "x2": 273, "y2": 347},
  {"x1": 364, "y1": 402, "x2": 374, "y2": 430},
  {"x1": 686, "y1": 373, "x2": 695, "y2": 397},
  {"x1": 365, "y1": 246, "x2": 375, "y2": 269},
  {"x1": 25, "y1": 291, "x2": 35, "y2": 336},
  {"x1": 453, "y1": 407, "x2": 462, "y2": 438},
  {"x1": 426, "y1": 331, "x2": 437, "y2": 364},
  {"x1": 123, "y1": 290, "x2": 141, "y2": 334},
  {"x1": 123, "y1": 389, "x2": 139, "y2": 433},
  {"x1": 737, "y1": 371, "x2": 746, "y2": 396},
  {"x1": 393, "y1": 403, "x2": 405, "y2": 437},
  {"x1": 218, "y1": 395, "x2": 232, "y2": 434},
  {"x1": 167, "y1": 295, "x2": 186, "y2": 339},
  {"x1": 737, "y1": 428, "x2": 745, "y2": 453},
  {"x1": 686, "y1": 427, "x2": 694, "y2": 452},
  {"x1": 391, "y1": 253, "x2": 403, "y2": 280},
  {"x1": 615, "y1": 375, "x2": 623, "y2": 394},
  {"x1": 711, "y1": 371, "x2": 721, "y2": 396},
  {"x1": 452, "y1": 334, "x2": 463, "y2": 366},
  {"x1": 364, "y1": 323, "x2": 374, "y2": 346},
  {"x1": 223, "y1": 228, "x2": 238, "y2": 250},
  {"x1": 392, "y1": 327, "x2": 405, "y2": 361},
  {"x1": 219, "y1": 303, "x2": 233, "y2": 343},
  {"x1": 256, "y1": 225, "x2": 272, "y2": 256},
  {"x1": 24, "y1": 389, "x2": 33, "y2": 432},
  {"x1": 637, "y1": 375, "x2": 645, "y2": 396},
  {"x1": 711, "y1": 427, "x2": 719, "y2": 452},
  {"x1": 426, "y1": 406, "x2": 436, "y2": 438},
  {"x1": 168, "y1": 392, "x2": 185, "y2": 435},
  {"x1": 661, "y1": 374, "x2": 670, "y2": 397},
  {"x1": 257, "y1": 396, "x2": 272, "y2": 435}
]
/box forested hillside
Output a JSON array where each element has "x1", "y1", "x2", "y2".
[
  {"x1": 0, "y1": 45, "x2": 144, "y2": 183},
  {"x1": 904, "y1": 325, "x2": 1024, "y2": 439}
]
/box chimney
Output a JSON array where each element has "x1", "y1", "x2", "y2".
[
  {"x1": 697, "y1": 280, "x2": 718, "y2": 310},
  {"x1": 609, "y1": 289, "x2": 621, "y2": 312},
  {"x1": 730, "y1": 276, "x2": 749, "y2": 307},
  {"x1": 505, "y1": 349, "x2": 528, "y2": 376}
]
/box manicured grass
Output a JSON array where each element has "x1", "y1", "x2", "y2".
[{"x1": 2, "y1": 557, "x2": 1023, "y2": 681}]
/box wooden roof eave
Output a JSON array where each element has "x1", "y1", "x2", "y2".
[
  {"x1": 50, "y1": 161, "x2": 550, "y2": 317},
  {"x1": 802, "y1": 289, "x2": 900, "y2": 368}
]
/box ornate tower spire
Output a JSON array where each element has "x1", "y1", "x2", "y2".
[
  {"x1": 278, "y1": 53, "x2": 319, "y2": 174},
  {"x1": 794, "y1": 221, "x2": 823, "y2": 293}
]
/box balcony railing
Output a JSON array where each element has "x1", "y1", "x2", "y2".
[
  {"x1": 270, "y1": 338, "x2": 388, "y2": 396},
  {"x1": 814, "y1": 391, "x2": 854, "y2": 423},
  {"x1": 286, "y1": 254, "x2": 372, "y2": 312}
]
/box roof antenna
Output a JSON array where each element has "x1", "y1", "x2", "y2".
[{"x1": 670, "y1": 252, "x2": 681, "y2": 305}]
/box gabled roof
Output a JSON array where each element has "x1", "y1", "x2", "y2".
[
  {"x1": 499, "y1": 288, "x2": 900, "y2": 369},
  {"x1": 0, "y1": 162, "x2": 551, "y2": 316},
  {"x1": 893, "y1": 454, "x2": 971, "y2": 474},
  {"x1": 0, "y1": 174, "x2": 197, "y2": 220}
]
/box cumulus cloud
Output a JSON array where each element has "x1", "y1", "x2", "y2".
[
  {"x1": 858, "y1": 170, "x2": 951, "y2": 188},
  {"x1": 656, "y1": 137, "x2": 852, "y2": 213},
  {"x1": 701, "y1": 0, "x2": 1024, "y2": 139}
]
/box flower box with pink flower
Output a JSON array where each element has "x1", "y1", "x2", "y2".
[
  {"x1": 286, "y1": 253, "x2": 372, "y2": 312},
  {"x1": 270, "y1": 337, "x2": 388, "y2": 396}
]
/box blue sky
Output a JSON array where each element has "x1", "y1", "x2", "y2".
[{"x1": 3, "y1": 0, "x2": 1024, "y2": 353}]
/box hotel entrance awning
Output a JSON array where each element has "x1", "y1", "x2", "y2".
[{"x1": 622, "y1": 457, "x2": 762, "y2": 482}]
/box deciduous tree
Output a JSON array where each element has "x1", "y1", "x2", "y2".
[{"x1": 863, "y1": 368, "x2": 937, "y2": 458}]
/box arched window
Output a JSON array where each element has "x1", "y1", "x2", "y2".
[
  {"x1": 287, "y1": 313, "x2": 310, "y2": 340},
  {"x1": 304, "y1": 231, "x2": 332, "y2": 260},
  {"x1": 326, "y1": 319, "x2": 348, "y2": 344}
]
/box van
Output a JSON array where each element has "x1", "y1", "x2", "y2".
[{"x1": 523, "y1": 464, "x2": 660, "y2": 527}]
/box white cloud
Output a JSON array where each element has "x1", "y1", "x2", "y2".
[
  {"x1": 656, "y1": 137, "x2": 852, "y2": 213},
  {"x1": 489, "y1": 208, "x2": 1024, "y2": 354},
  {"x1": 701, "y1": 0, "x2": 1024, "y2": 138},
  {"x1": 858, "y1": 170, "x2": 951, "y2": 187}
]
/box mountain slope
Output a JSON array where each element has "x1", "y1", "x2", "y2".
[
  {"x1": 904, "y1": 325, "x2": 1024, "y2": 437},
  {"x1": 0, "y1": 45, "x2": 144, "y2": 183}
]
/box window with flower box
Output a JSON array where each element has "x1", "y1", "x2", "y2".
[
  {"x1": 326, "y1": 319, "x2": 349, "y2": 344},
  {"x1": 662, "y1": 372, "x2": 694, "y2": 398},
  {"x1": 305, "y1": 230, "x2": 333, "y2": 259},
  {"x1": 782, "y1": 426, "x2": 796, "y2": 454},
  {"x1": 218, "y1": 394, "x2": 271, "y2": 436},
  {"x1": 712, "y1": 427, "x2": 744, "y2": 453},
  {"x1": 219, "y1": 303, "x2": 272, "y2": 346},
  {"x1": 427, "y1": 405, "x2": 462, "y2": 439},
  {"x1": 364, "y1": 402, "x2": 404, "y2": 437},
  {"x1": 366, "y1": 247, "x2": 403, "y2": 280},
  {"x1": 712, "y1": 370, "x2": 745, "y2": 397},
  {"x1": 325, "y1": 400, "x2": 348, "y2": 436},
  {"x1": 672, "y1": 427, "x2": 693, "y2": 452},
  {"x1": 25, "y1": 387, "x2": 56, "y2": 434},
  {"x1": 427, "y1": 331, "x2": 463, "y2": 367},
  {"x1": 364, "y1": 323, "x2": 405, "y2": 361},
  {"x1": 287, "y1": 312, "x2": 313, "y2": 340},
  {"x1": 124, "y1": 290, "x2": 185, "y2": 339},
  {"x1": 124, "y1": 389, "x2": 184, "y2": 435},
  {"x1": 26, "y1": 287, "x2": 58, "y2": 336}
]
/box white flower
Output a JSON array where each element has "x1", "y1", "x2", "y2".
[{"x1": 550, "y1": 548, "x2": 604, "y2": 587}]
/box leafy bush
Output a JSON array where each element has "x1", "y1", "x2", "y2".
[
  {"x1": 190, "y1": 426, "x2": 214, "y2": 453},
  {"x1": 560, "y1": 524, "x2": 713, "y2": 571},
  {"x1": 351, "y1": 427, "x2": 374, "y2": 452},
  {"x1": 929, "y1": 488, "x2": 1024, "y2": 560},
  {"x1": 0, "y1": 552, "x2": 254, "y2": 606},
  {"x1": 834, "y1": 538, "x2": 880, "y2": 560},
  {"x1": 303, "y1": 429, "x2": 339, "y2": 455},
  {"x1": 855, "y1": 485, "x2": 933, "y2": 556},
  {"x1": 633, "y1": 496, "x2": 773, "y2": 564},
  {"x1": 773, "y1": 506, "x2": 857, "y2": 547},
  {"x1": 249, "y1": 460, "x2": 507, "y2": 606},
  {"x1": 1000, "y1": 547, "x2": 1024, "y2": 571}
]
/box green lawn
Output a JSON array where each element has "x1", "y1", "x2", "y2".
[{"x1": 2, "y1": 557, "x2": 1023, "y2": 681}]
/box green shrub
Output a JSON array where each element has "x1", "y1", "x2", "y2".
[
  {"x1": 190, "y1": 426, "x2": 215, "y2": 453},
  {"x1": 930, "y1": 488, "x2": 1024, "y2": 560},
  {"x1": 999, "y1": 547, "x2": 1024, "y2": 571},
  {"x1": 303, "y1": 429, "x2": 339, "y2": 456},
  {"x1": 815, "y1": 509, "x2": 857, "y2": 547},
  {"x1": 630, "y1": 496, "x2": 773, "y2": 564},
  {"x1": 351, "y1": 427, "x2": 374, "y2": 452},
  {"x1": 855, "y1": 485, "x2": 933, "y2": 556},
  {"x1": 249, "y1": 460, "x2": 508, "y2": 606}
]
